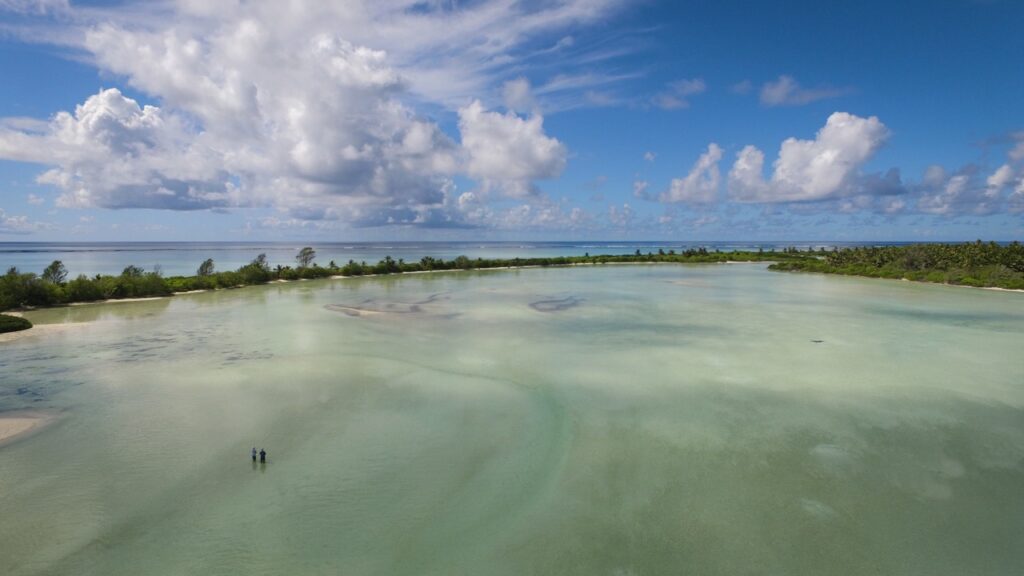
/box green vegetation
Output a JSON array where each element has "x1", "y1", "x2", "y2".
[
  {"x1": 42, "y1": 260, "x2": 68, "y2": 284},
  {"x1": 1, "y1": 262, "x2": 173, "y2": 311},
  {"x1": 0, "y1": 313, "x2": 32, "y2": 333},
  {"x1": 296, "y1": 246, "x2": 316, "y2": 268},
  {"x1": 2, "y1": 242, "x2": 1019, "y2": 312},
  {"x1": 769, "y1": 241, "x2": 1024, "y2": 289},
  {"x1": 197, "y1": 258, "x2": 215, "y2": 277},
  {"x1": 0, "y1": 247, "x2": 805, "y2": 311}
]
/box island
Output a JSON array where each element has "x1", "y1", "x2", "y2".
[
  {"x1": 768, "y1": 241, "x2": 1024, "y2": 290},
  {"x1": 2, "y1": 241, "x2": 1022, "y2": 315}
]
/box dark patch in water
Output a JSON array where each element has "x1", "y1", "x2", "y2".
[
  {"x1": 327, "y1": 305, "x2": 366, "y2": 317},
  {"x1": 529, "y1": 296, "x2": 584, "y2": 313},
  {"x1": 862, "y1": 304, "x2": 1024, "y2": 332},
  {"x1": 325, "y1": 292, "x2": 453, "y2": 318},
  {"x1": 811, "y1": 340, "x2": 824, "y2": 343}
]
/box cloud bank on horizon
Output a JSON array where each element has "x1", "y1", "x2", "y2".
[{"x1": 0, "y1": 0, "x2": 1021, "y2": 240}]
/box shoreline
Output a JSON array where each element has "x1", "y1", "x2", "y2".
[
  {"x1": 70, "y1": 296, "x2": 166, "y2": 306},
  {"x1": 0, "y1": 261, "x2": 734, "y2": 329},
  {"x1": 4, "y1": 259, "x2": 1022, "y2": 328},
  {"x1": 0, "y1": 320, "x2": 94, "y2": 344},
  {"x1": 961, "y1": 284, "x2": 1024, "y2": 293},
  {"x1": 0, "y1": 410, "x2": 59, "y2": 448},
  {"x1": 794, "y1": 271, "x2": 1024, "y2": 294}
]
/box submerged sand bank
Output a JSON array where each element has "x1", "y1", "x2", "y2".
[
  {"x1": 4, "y1": 261, "x2": 1020, "y2": 342},
  {"x1": 0, "y1": 321, "x2": 93, "y2": 344},
  {"x1": 0, "y1": 411, "x2": 58, "y2": 447}
]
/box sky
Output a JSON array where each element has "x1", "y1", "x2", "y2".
[{"x1": 0, "y1": 0, "x2": 1022, "y2": 242}]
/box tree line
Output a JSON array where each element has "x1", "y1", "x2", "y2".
[
  {"x1": 0, "y1": 246, "x2": 806, "y2": 311},
  {"x1": 769, "y1": 240, "x2": 1024, "y2": 289},
  {"x1": 3, "y1": 241, "x2": 1020, "y2": 313}
]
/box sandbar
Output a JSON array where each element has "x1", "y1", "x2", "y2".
[
  {"x1": 0, "y1": 411, "x2": 58, "y2": 447},
  {"x1": 0, "y1": 321, "x2": 92, "y2": 344}
]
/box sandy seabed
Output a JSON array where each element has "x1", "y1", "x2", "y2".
[{"x1": 0, "y1": 411, "x2": 58, "y2": 447}]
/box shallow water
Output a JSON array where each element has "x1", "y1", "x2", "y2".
[{"x1": 2, "y1": 264, "x2": 1023, "y2": 575}]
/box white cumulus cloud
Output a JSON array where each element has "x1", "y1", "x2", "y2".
[
  {"x1": 917, "y1": 170, "x2": 973, "y2": 215},
  {"x1": 987, "y1": 164, "x2": 1014, "y2": 191},
  {"x1": 1, "y1": 88, "x2": 232, "y2": 210},
  {"x1": 458, "y1": 100, "x2": 567, "y2": 198},
  {"x1": 916, "y1": 164, "x2": 1012, "y2": 216},
  {"x1": 913, "y1": 136, "x2": 1024, "y2": 216},
  {"x1": 660, "y1": 143, "x2": 723, "y2": 203},
  {"x1": 0, "y1": 0, "x2": 619, "y2": 229},
  {"x1": 728, "y1": 112, "x2": 891, "y2": 202}
]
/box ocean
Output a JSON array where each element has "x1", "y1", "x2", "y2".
[{"x1": 2, "y1": 240, "x2": 911, "y2": 277}]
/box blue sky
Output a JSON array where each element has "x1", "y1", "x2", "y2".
[{"x1": 0, "y1": 0, "x2": 1022, "y2": 241}]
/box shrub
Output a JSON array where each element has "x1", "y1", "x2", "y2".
[{"x1": 0, "y1": 313, "x2": 32, "y2": 333}]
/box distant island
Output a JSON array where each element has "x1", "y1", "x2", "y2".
[{"x1": 1, "y1": 242, "x2": 1021, "y2": 323}]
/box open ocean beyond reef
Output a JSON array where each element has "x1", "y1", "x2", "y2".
[{"x1": 3, "y1": 240, "x2": 920, "y2": 277}]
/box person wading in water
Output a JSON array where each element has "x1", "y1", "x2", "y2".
[
  {"x1": 259, "y1": 448, "x2": 267, "y2": 464},
  {"x1": 251, "y1": 447, "x2": 257, "y2": 463}
]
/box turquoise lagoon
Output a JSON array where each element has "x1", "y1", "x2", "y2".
[{"x1": 1, "y1": 264, "x2": 1023, "y2": 575}]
